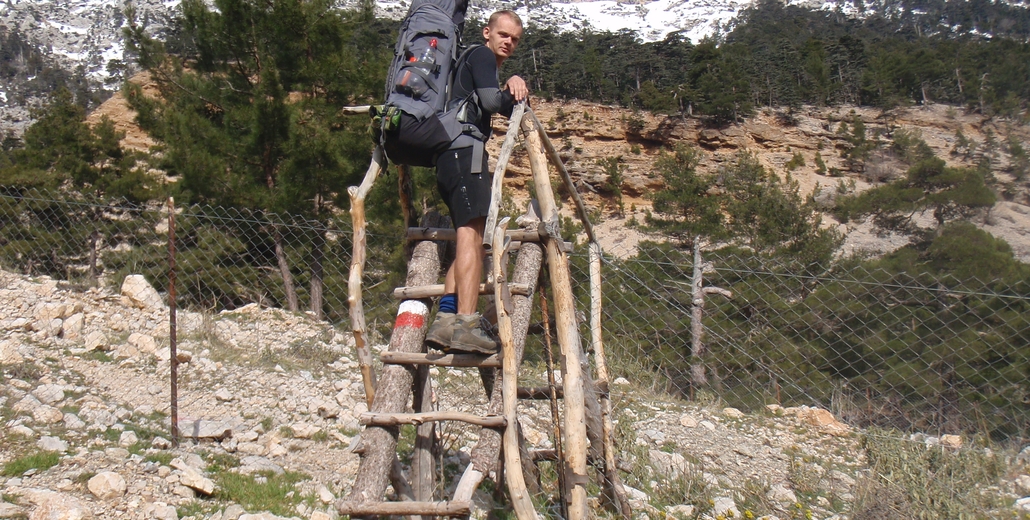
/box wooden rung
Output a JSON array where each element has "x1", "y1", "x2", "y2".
[
  {"x1": 517, "y1": 386, "x2": 564, "y2": 399},
  {"x1": 360, "y1": 411, "x2": 506, "y2": 428},
  {"x1": 408, "y1": 227, "x2": 545, "y2": 242},
  {"x1": 381, "y1": 351, "x2": 501, "y2": 368},
  {"x1": 407, "y1": 227, "x2": 574, "y2": 252},
  {"x1": 337, "y1": 500, "x2": 471, "y2": 516},
  {"x1": 393, "y1": 282, "x2": 531, "y2": 300},
  {"x1": 530, "y1": 449, "x2": 602, "y2": 465}
]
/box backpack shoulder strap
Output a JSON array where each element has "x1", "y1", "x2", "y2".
[{"x1": 447, "y1": 43, "x2": 483, "y2": 104}]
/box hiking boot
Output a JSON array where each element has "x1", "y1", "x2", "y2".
[
  {"x1": 449, "y1": 313, "x2": 500, "y2": 355},
  {"x1": 425, "y1": 312, "x2": 456, "y2": 350}
]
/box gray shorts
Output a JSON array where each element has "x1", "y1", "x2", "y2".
[{"x1": 436, "y1": 146, "x2": 491, "y2": 228}]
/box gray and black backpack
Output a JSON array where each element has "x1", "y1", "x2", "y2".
[{"x1": 372, "y1": 0, "x2": 482, "y2": 168}]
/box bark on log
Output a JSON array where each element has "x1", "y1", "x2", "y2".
[
  {"x1": 309, "y1": 227, "x2": 325, "y2": 320},
  {"x1": 340, "y1": 212, "x2": 442, "y2": 513},
  {"x1": 337, "y1": 501, "x2": 469, "y2": 516},
  {"x1": 523, "y1": 113, "x2": 589, "y2": 520},
  {"x1": 392, "y1": 282, "x2": 532, "y2": 300},
  {"x1": 588, "y1": 241, "x2": 632, "y2": 515},
  {"x1": 413, "y1": 362, "x2": 434, "y2": 514},
  {"x1": 525, "y1": 109, "x2": 596, "y2": 243},
  {"x1": 273, "y1": 225, "x2": 299, "y2": 313},
  {"x1": 360, "y1": 412, "x2": 506, "y2": 428}
]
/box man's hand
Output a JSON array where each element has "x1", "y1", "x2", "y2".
[{"x1": 505, "y1": 75, "x2": 529, "y2": 102}]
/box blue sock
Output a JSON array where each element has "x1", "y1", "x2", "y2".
[{"x1": 439, "y1": 293, "x2": 457, "y2": 314}]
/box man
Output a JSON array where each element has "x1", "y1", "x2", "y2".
[{"x1": 426, "y1": 10, "x2": 528, "y2": 354}]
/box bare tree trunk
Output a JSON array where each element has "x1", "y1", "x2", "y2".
[
  {"x1": 309, "y1": 226, "x2": 325, "y2": 320},
  {"x1": 690, "y1": 237, "x2": 708, "y2": 387},
  {"x1": 690, "y1": 237, "x2": 732, "y2": 389},
  {"x1": 274, "y1": 225, "x2": 299, "y2": 312}
]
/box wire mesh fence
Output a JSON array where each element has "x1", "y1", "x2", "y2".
[{"x1": 1, "y1": 189, "x2": 1028, "y2": 450}]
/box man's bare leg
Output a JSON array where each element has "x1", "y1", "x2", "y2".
[
  {"x1": 433, "y1": 216, "x2": 497, "y2": 353},
  {"x1": 450, "y1": 217, "x2": 486, "y2": 314}
]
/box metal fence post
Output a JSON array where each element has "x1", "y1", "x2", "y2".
[{"x1": 167, "y1": 197, "x2": 179, "y2": 447}]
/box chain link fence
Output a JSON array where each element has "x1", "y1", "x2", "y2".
[{"x1": 1, "y1": 189, "x2": 1028, "y2": 450}]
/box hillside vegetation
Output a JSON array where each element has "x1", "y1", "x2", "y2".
[{"x1": 1, "y1": 0, "x2": 1029, "y2": 434}]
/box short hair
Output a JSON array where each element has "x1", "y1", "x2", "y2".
[{"x1": 487, "y1": 10, "x2": 523, "y2": 29}]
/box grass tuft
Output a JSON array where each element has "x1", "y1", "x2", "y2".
[
  {"x1": 2, "y1": 451, "x2": 60, "y2": 476},
  {"x1": 852, "y1": 431, "x2": 1011, "y2": 519},
  {"x1": 214, "y1": 470, "x2": 310, "y2": 516}
]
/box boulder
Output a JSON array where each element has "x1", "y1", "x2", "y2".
[
  {"x1": 87, "y1": 472, "x2": 126, "y2": 500},
  {"x1": 22, "y1": 488, "x2": 93, "y2": 520},
  {"x1": 120, "y1": 275, "x2": 165, "y2": 310},
  {"x1": 62, "y1": 313, "x2": 84, "y2": 340},
  {"x1": 179, "y1": 466, "x2": 215, "y2": 496},
  {"x1": 32, "y1": 384, "x2": 66, "y2": 405},
  {"x1": 0, "y1": 339, "x2": 25, "y2": 364}
]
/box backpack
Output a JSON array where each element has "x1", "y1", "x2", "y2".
[{"x1": 371, "y1": 0, "x2": 480, "y2": 168}]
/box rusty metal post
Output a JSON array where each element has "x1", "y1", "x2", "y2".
[{"x1": 167, "y1": 197, "x2": 179, "y2": 447}]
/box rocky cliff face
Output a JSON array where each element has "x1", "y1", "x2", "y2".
[
  {"x1": 492, "y1": 99, "x2": 1030, "y2": 260},
  {"x1": 83, "y1": 72, "x2": 1030, "y2": 263}
]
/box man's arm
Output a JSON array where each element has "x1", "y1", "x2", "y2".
[
  {"x1": 468, "y1": 47, "x2": 525, "y2": 116},
  {"x1": 504, "y1": 76, "x2": 528, "y2": 102}
]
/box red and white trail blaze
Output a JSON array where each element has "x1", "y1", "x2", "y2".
[{"x1": 393, "y1": 300, "x2": 429, "y2": 331}]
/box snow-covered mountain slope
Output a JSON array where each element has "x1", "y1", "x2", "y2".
[{"x1": 0, "y1": 0, "x2": 841, "y2": 88}]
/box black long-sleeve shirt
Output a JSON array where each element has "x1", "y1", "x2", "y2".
[{"x1": 450, "y1": 45, "x2": 515, "y2": 140}]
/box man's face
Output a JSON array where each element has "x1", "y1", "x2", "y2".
[{"x1": 483, "y1": 15, "x2": 522, "y2": 64}]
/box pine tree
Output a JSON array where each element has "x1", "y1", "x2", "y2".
[{"x1": 124, "y1": 0, "x2": 393, "y2": 317}]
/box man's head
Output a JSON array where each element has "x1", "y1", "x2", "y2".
[{"x1": 483, "y1": 10, "x2": 523, "y2": 65}]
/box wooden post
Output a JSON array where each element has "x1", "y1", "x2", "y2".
[
  {"x1": 413, "y1": 363, "x2": 435, "y2": 517},
  {"x1": 167, "y1": 197, "x2": 179, "y2": 447},
  {"x1": 483, "y1": 103, "x2": 526, "y2": 252},
  {"x1": 522, "y1": 115, "x2": 589, "y2": 520},
  {"x1": 456, "y1": 215, "x2": 544, "y2": 505},
  {"x1": 492, "y1": 219, "x2": 539, "y2": 520},
  {"x1": 340, "y1": 215, "x2": 442, "y2": 515},
  {"x1": 525, "y1": 109, "x2": 596, "y2": 243},
  {"x1": 348, "y1": 146, "x2": 386, "y2": 406},
  {"x1": 589, "y1": 241, "x2": 631, "y2": 515}
]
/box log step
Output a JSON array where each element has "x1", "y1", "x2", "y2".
[
  {"x1": 392, "y1": 282, "x2": 532, "y2": 300},
  {"x1": 337, "y1": 499, "x2": 470, "y2": 516},
  {"x1": 360, "y1": 411, "x2": 506, "y2": 428},
  {"x1": 381, "y1": 351, "x2": 501, "y2": 368},
  {"x1": 517, "y1": 386, "x2": 564, "y2": 399},
  {"x1": 407, "y1": 227, "x2": 573, "y2": 252},
  {"x1": 530, "y1": 449, "x2": 602, "y2": 465}
]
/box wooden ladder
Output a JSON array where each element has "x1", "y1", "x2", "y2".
[{"x1": 337, "y1": 103, "x2": 630, "y2": 519}]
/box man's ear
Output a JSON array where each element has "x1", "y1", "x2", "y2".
[{"x1": 482, "y1": 25, "x2": 490, "y2": 41}]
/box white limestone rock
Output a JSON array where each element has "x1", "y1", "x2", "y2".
[
  {"x1": 143, "y1": 502, "x2": 179, "y2": 520},
  {"x1": 33, "y1": 405, "x2": 65, "y2": 425},
  {"x1": 87, "y1": 471, "x2": 127, "y2": 500},
  {"x1": 37, "y1": 436, "x2": 69, "y2": 453},
  {"x1": 32, "y1": 384, "x2": 67, "y2": 405},
  {"x1": 127, "y1": 332, "x2": 158, "y2": 354},
  {"x1": 0, "y1": 339, "x2": 24, "y2": 364},
  {"x1": 121, "y1": 274, "x2": 166, "y2": 310},
  {"x1": 83, "y1": 330, "x2": 108, "y2": 352},
  {"x1": 118, "y1": 430, "x2": 139, "y2": 447},
  {"x1": 179, "y1": 466, "x2": 216, "y2": 496},
  {"x1": 21, "y1": 488, "x2": 93, "y2": 520},
  {"x1": 62, "y1": 312, "x2": 85, "y2": 340}
]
